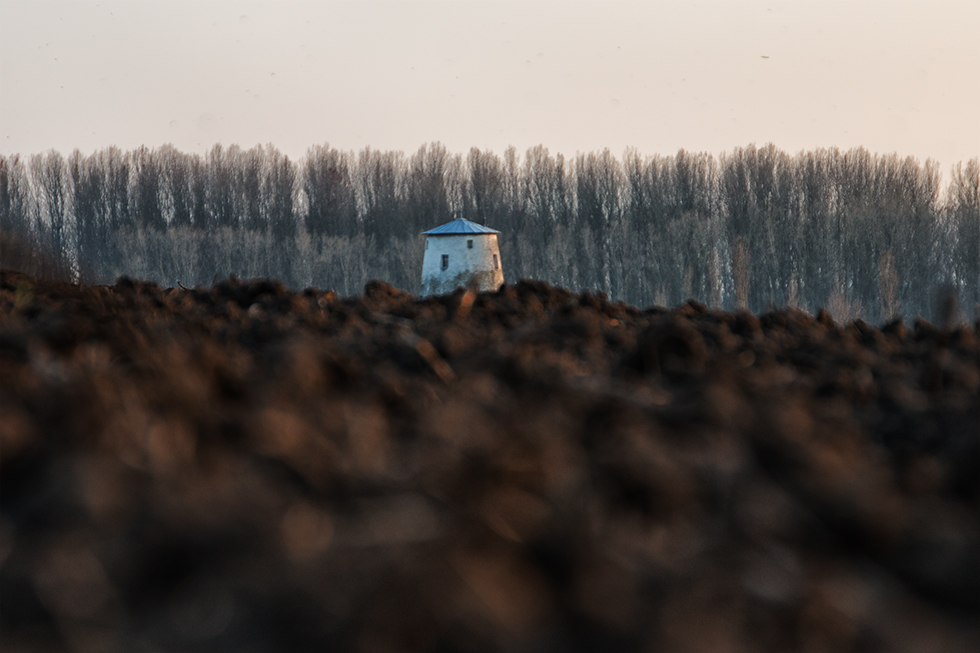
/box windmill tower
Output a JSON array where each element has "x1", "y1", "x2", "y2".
[{"x1": 419, "y1": 217, "x2": 504, "y2": 297}]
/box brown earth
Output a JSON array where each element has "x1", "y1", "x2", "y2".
[{"x1": 1, "y1": 269, "x2": 978, "y2": 652}]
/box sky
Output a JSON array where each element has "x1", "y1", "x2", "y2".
[{"x1": 1, "y1": 0, "x2": 978, "y2": 174}]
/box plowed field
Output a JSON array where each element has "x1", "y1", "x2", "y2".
[{"x1": 1, "y1": 270, "x2": 977, "y2": 652}]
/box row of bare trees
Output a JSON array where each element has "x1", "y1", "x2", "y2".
[{"x1": 1, "y1": 143, "x2": 977, "y2": 321}]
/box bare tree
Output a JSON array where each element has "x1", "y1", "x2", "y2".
[
  {"x1": 733, "y1": 236, "x2": 750, "y2": 311},
  {"x1": 878, "y1": 249, "x2": 900, "y2": 319}
]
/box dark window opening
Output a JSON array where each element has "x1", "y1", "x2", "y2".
[
  {"x1": 441, "y1": 254, "x2": 449, "y2": 270},
  {"x1": 425, "y1": 240, "x2": 429, "y2": 250},
  {"x1": 493, "y1": 254, "x2": 498, "y2": 270},
  {"x1": 467, "y1": 240, "x2": 473, "y2": 249}
]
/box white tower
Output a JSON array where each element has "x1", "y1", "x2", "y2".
[{"x1": 419, "y1": 217, "x2": 504, "y2": 297}]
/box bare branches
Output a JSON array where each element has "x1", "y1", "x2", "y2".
[{"x1": 1, "y1": 145, "x2": 974, "y2": 322}]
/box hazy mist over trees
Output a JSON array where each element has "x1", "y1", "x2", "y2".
[{"x1": 1, "y1": 143, "x2": 977, "y2": 323}]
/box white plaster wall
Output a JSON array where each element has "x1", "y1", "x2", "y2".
[{"x1": 420, "y1": 234, "x2": 504, "y2": 296}]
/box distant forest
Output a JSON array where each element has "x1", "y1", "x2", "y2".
[{"x1": 1, "y1": 143, "x2": 977, "y2": 322}]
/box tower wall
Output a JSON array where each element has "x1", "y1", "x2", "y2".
[{"x1": 420, "y1": 234, "x2": 504, "y2": 297}]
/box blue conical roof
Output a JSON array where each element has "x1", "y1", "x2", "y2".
[{"x1": 421, "y1": 217, "x2": 500, "y2": 235}]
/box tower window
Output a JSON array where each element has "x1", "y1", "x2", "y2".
[
  {"x1": 426, "y1": 240, "x2": 429, "y2": 250},
  {"x1": 441, "y1": 254, "x2": 449, "y2": 270},
  {"x1": 493, "y1": 254, "x2": 498, "y2": 270},
  {"x1": 467, "y1": 240, "x2": 473, "y2": 249}
]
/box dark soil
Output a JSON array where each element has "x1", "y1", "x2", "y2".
[{"x1": 1, "y1": 270, "x2": 978, "y2": 652}]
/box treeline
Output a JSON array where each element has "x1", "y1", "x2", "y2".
[{"x1": 1, "y1": 143, "x2": 977, "y2": 321}]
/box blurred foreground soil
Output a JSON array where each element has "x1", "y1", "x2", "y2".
[{"x1": 1, "y1": 270, "x2": 978, "y2": 652}]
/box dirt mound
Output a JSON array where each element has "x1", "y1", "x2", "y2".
[{"x1": 2, "y1": 270, "x2": 978, "y2": 652}]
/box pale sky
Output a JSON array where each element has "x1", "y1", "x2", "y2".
[{"x1": 1, "y1": 0, "x2": 978, "y2": 172}]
